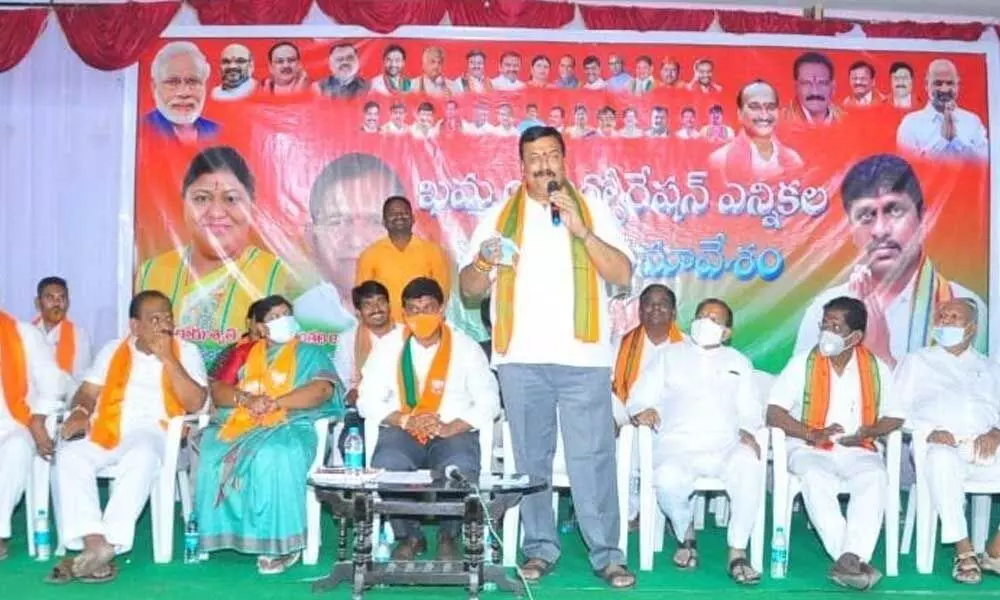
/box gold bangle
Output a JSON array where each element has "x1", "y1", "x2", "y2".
[{"x1": 473, "y1": 257, "x2": 493, "y2": 273}]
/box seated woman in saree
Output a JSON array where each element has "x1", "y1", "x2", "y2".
[
  {"x1": 210, "y1": 298, "x2": 265, "y2": 385},
  {"x1": 194, "y1": 294, "x2": 343, "y2": 575}
]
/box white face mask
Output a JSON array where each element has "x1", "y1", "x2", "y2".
[
  {"x1": 818, "y1": 330, "x2": 847, "y2": 357},
  {"x1": 690, "y1": 317, "x2": 725, "y2": 347},
  {"x1": 266, "y1": 315, "x2": 300, "y2": 344},
  {"x1": 932, "y1": 325, "x2": 966, "y2": 348}
]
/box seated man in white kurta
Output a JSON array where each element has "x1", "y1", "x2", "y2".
[
  {"x1": 627, "y1": 298, "x2": 763, "y2": 585},
  {"x1": 0, "y1": 309, "x2": 63, "y2": 561},
  {"x1": 52, "y1": 291, "x2": 206, "y2": 582},
  {"x1": 34, "y1": 276, "x2": 92, "y2": 402},
  {"x1": 894, "y1": 298, "x2": 1000, "y2": 584},
  {"x1": 767, "y1": 296, "x2": 902, "y2": 591}
]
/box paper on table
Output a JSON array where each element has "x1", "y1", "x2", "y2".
[{"x1": 375, "y1": 470, "x2": 434, "y2": 484}]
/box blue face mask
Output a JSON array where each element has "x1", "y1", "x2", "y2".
[{"x1": 932, "y1": 325, "x2": 967, "y2": 348}]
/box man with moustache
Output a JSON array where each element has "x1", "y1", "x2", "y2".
[
  {"x1": 211, "y1": 43, "x2": 256, "y2": 101},
  {"x1": 411, "y1": 46, "x2": 449, "y2": 97},
  {"x1": 370, "y1": 44, "x2": 412, "y2": 95},
  {"x1": 450, "y1": 49, "x2": 491, "y2": 94},
  {"x1": 410, "y1": 103, "x2": 439, "y2": 140},
  {"x1": 381, "y1": 102, "x2": 408, "y2": 135},
  {"x1": 596, "y1": 106, "x2": 619, "y2": 138},
  {"x1": 459, "y1": 126, "x2": 636, "y2": 587},
  {"x1": 566, "y1": 103, "x2": 595, "y2": 138},
  {"x1": 439, "y1": 100, "x2": 461, "y2": 135},
  {"x1": 659, "y1": 57, "x2": 684, "y2": 89},
  {"x1": 688, "y1": 58, "x2": 722, "y2": 94},
  {"x1": 629, "y1": 56, "x2": 656, "y2": 96},
  {"x1": 619, "y1": 108, "x2": 644, "y2": 139},
  {"x1": 34, "y1": 277, "x2": 91, "y2": 401},
  {"x1": 462, "y1": 100, "x2": 493, "y2": 136},
  {"x1": 491, "y1": 51, "x2": 526, "y2": 91},
  {"x1": 548, "y1": 106, "x2": 566, "y2": 131},
  {"x1": 646, "y1": 106, "x2": 669, "y2": 137},
  {"x1": 315, "y1": 43, "x2": 369, "y2": 99},
  {"x1": 361, "y1": 101, "x2": 381, "y2": 133},
  {"x1": 582, "y1": 56, "x2": 607, "y2": 91},
  {"x1": 794, "y1": 153, "x2": 986, "y2": 367},
  {"x1": 889, "y1": 62, "x2": 916, "y2": 109},
  {"x1": 897, "y1": 58, "x2": 988, "y2": 160},
  {"x1": 842, "y1": 61, "x2": 887, "y2": 109},
  {"x1": 675, "y1": 107, "x2": 700, "y2": 140},
  {"x1": 260, "y1": 41, "x2": 309, "y2": 95},
  {"x1": 606, "y1": 54, "x2": 633, "y2": 93},
  {"x1": 493, "y1": 103, "x2": 518, "y2": 137},
  {"x1": 554, "y1": 54, "x2": 579, "y2": 89},
  {"x1": 143, "y1": 41, "x2": 218, "y2": 145},
  {"x1": 783, "y1": 51, "x2": 844, "y2": 125},
  {"x1": 709, "y1": 80, "x2": 803, "y2": 179},
  {"x1": 700, "y1": 104, "x2": 735, "y2": 142}
]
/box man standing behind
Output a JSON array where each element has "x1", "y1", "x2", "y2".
[
  {"x1": 34, "y1": 276, "x2": 91, "y2": 401},
  {"x1": 459, "y1": 126, "x2": 636, "y2": 588},
  {"x1": 356, "y1": 196, "x2": 451, "y2": 323}
]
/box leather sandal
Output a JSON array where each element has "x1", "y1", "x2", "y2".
[{"x1": 595, "y1": 563, "x2": 635, "y2": 589}]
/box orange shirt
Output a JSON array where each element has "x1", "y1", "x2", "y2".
[{"x1": 356, "y1": 235, "x2": 452, "y2": 321}]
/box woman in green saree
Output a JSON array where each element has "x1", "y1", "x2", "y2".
[{"x1": 195, "y1": 294, "x2": 343, "y2": 575}]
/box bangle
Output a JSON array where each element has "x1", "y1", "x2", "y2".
[
  {"x1": 70, "y1": 405, "x2": 90, "y2": 418},
  {"x1": 473, "y1": 256, "x2": 493, "y2": 273}
]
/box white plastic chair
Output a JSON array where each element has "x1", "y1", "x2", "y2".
[{"x1": 770, "y1": 427, "x2": 902, "y2": 576}]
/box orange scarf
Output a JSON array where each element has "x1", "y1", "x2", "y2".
[
  {"x1": 219, "y1": 340, "x2": 295, "y2": 442},
  {"x1": 802, "y1": 346, "x2": 881, "y2": 451},
  {"x1": 90, "y1": 338, "x2": 185, "y2": 450},
  {"x1": 723, "y1": 132, "x2": 802, "y2": 181},
  {"x1": 33, "y1": 317, "x2": 76, "y2": 374},
  {"x1": 397, "y1": 325, "x2": 452, "y2": 444},
  {"x1": 353, "y1": 324, "x2": 374, "y2": 384},
  {"x1": 612, "y1": 323, "x2": 683, "y2": 403},
  {"x1": 0, "y1": 312, "x2": 30, "y2": 426}
]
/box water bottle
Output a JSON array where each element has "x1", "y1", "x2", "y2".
[
  {"x1": 770, "y1": 526, "x2": 788, "y2": 579},
  {"x1": 483, "y1": 528, "x2": 497, "y2": 591},
  {"x1": 344, "y1": 427, "x2": 364, "y2": 478},
  {"x1": 34, "y1": 509, "x2": 51, "y2": 561},
  {"x1": 184, "y1": 519, "x2": 200, "y2": 564},
  {"x1": 373, "y1": 522, "x2": 392, "y2": 563}
]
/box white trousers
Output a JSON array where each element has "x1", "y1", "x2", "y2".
[
  {"x1": 654, "y1": 443, "x2": 762, "y2": 550},
  {"x1": 0, "y1": 424, "x2": 33, "y2": 538},
  {"x1": 924, "y1": 443, "x2": 1000, "y2": 544},
  {"x1": 789, "y1": 445, "x2": 887, "y2": 563},
  {"x1": 627, "y1": 433, "x2": 640, "y2": 520},
  {"x1": 54, "y1": 427, "x2": 164, "y2": 553}
]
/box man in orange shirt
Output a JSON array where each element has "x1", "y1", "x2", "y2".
[{"x1": 356, "y1": 196, "x2": 451, "y2": 321}]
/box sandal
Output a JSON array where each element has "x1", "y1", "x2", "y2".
[
  {"x1": 46, "y1": 559, "x2": 118, "y2": 584},
  {"x1": 519, "y1": 557, "x2": 555, "y2": 582},
  {"x1": 728, "y1": 557, "x2": 761, "y2": 585},
  {"x1": 673, "y1": 539, "x2": 698, "y2": 570},
  {"x1": 46, "y1": 558, "x2": 76, "y2": 585},
  {"x1": 80, "y1": 563, "x2": 118, "y2": 584},
  {"x1": 257, "y1": 552, "x2": 301, "y2": 576},
  {"x1": 953, "y1": 551, "x2": 982, "y2": 584},
  {"x1": 595, "y1": 563, "x2": 635, "y2": 589},
  {"x1": 981, "y1": 553, "x2": 1000, "y2": 576}
]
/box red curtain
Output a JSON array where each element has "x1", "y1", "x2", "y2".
[
  {"x1": 187, "y1": 0, "x2": 313, "y2": 26},
  {"x1": 0, "y1": 8, "x2": 48, "y2": 73},
  {"x1": 56, "y1": 1, "x2": 180, "y2": 71},
  {"x1": 448, "y1": 0, "x2": 575, "y2": 29},
  {"x1": 862, "y1": 21, "x2": 986, "y2": 41},
  {"x1": 718, "y1": 11, "x2": 855, "y2": 36},
  {"x1": 579, "y1": 5, "x2": 714, "y2": 32},
  {"x1": 316, "y1": 0, "x2": 447, "y2": 34}
]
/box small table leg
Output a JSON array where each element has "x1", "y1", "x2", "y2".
[
  {"x1": 312, "y1": 492, "x2": 374, "y2": 598},
  {"x1": 464, "y1": 494, "x2": 484, "y2": 600}
]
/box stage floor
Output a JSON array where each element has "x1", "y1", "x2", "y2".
[{"x1": 4, "y1": 499, "x2": 997, "y2": 599}]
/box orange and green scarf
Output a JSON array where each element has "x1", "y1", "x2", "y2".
[
  {"x1": 397, "y1": 324, "x2": 452, "y2": 444},
  {"x1": 219, "y1": 340, "x2": 296, "y2": 442},
  {"x1": 494, "y1": 184, "x2": 599, "y2": 354},
  {"x1": 908, "y1": 256, "x2": 953, "y2": 351},
  {"x1": 802, "y1": 345, "x2": 881, "y2": 451},
  {"x1": 0, "y1": 312, "x2": 30, "y2": 426},
  {"x1": 91, "y1": 338, "x2": 185, "y2": 449},
  {"x1": 33, "y1": 317, "x2": 76, "y2": 374},
  {"x1": 612, "y1": 323, "x2": 683, "y2": 403}
]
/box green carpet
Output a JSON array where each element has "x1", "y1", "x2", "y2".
[{"x1": 4, "y1": 495, "x2": 999, "y2": 599}]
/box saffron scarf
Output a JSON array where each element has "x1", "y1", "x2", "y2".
[
  {"x1": 612, "y1": 323, "x2": 683, "y2": 403},
  {"x1": 0, "y1": 312, "x2": 30, "y2": 426},
  {"x1": 802, "y1": 345, "x2": 881, "y2": 451},
  {"x1": 353, "y1": 324, "x2": 375, "y2": 384},
  {"x1": 91, "y1": 338, "x2": 185, "y2": 450},
  {"x1": 493, "y1": 184, "x2": 599, "y2": 355},
  {"x1": 219, "y1": 340, "x2": 296, "y2": 442},
  {"x1": 33, "y1": 317, "x2": 76, "y2": 374},
  {"x1": 397, "y1": 325, "x2": 452, "y2": 444},
  {"x1": 908, "y1": 256, "x2": 954, "y2": 351}
]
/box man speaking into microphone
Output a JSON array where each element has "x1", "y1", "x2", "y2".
[{"x1": 459, "y1": 126, "x2": 636, "y2": 588}]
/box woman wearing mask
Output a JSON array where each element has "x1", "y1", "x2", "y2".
[{"x1": 194, "y1": 295, "x2": 343, "y2": 575}]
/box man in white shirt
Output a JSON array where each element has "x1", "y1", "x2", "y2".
[
  {"x1": 606, "y1": 54, "x2": 633, "y2": 93},
  {"x1": 459, "y1": 126, "x2": 636, "y2": 587},
  {"x1": 628, "y1": 299, "x2": 763, "y2": 585},
  {"x1": 794, "y1": 153, "x2": 985, "y2": 367},
  {"x1": 361, "y1": 101, "x2": 380, "y2": 134},
  {"x1": 566, "y1": 104, "x2": 595, "y2": 139},
  {"x1": 492, "y1": 103, "x2": 518, "y2": 137},
  {"x1": 450, "y1": 49, "x2": 491, "y2": 94},
  {"x1": 491, "y1": 51, "x2": 525, "y2": 91},
  {"x1": 894, "y1": 298, "x2": 1000, "y2": 584},
  {"x1": 768, "y1": 297, "x2": 902, "y2": 590},
  {"x1": 462, "y1": 101, "x2": 493, "y2": 136},
  {"x1": 618, "y1": 108, "x2": 643, "y2": 139},
  {"x1": 582, "y1": 56, "x2": 607, "y2": 91},
  {"x1": 34, "y1": 277, "x2": 91, "y2": 401},
  {"x1": 370, "y1": 44, "x2": 412, "y2": 95},
  {"x1": 646, "y1": 106, "x2": 669, "y2": 138},
  {"x1": 675, "y1": 107, "x2": 700, "y2": 140},
  {"x1": 596, "y1": 106, "x2": 619, "y2": 138},
  {"x1": 358, "y1": 278, "x2": 499, "y2": 561},
  {"x1": 0, "y1": 309, "x2": 63, "y2": 561},
  {"x1": 410, "y1": 102, "x2": 439, "y2": 140},
  {"x1": 211, "y1": 43, "x2": 256, "y2": 101},
  {"x1": 897, "y1": 58, "x2": 988, "y2": 160},
  {"x1": 380, "y1": 102, "x2": 408, "y2": 136},
  {"x1": 53, "y1": 291, "x2": 207, "y2": 582},
  {"x1": 889, "y1": 62, "x2": 915, "y2": 110}
]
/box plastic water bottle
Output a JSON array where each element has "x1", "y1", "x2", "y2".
[
  {"x1": 34, "y1": 509, "x2": 51, "y2": 561},
  {"x1": 344, "y1": 427, "x2": 364, "y2": 478},
  {"x1": 483, "y1": 529, "x2": 497, "y2": 591},
  {"x1": 374, "y1": 522, "x2": 392, "y2": 563},
  {"x1": 184, "y1": 519, "x2": 200, "y2": 564},
  {"x1": 770, "y1": 526, "x2": 788, "y2": 579}
]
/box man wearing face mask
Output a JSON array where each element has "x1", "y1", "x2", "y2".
[
  {"x1": 628, "y1": 299, "x2": 764, "y2": 585},
  {"x1": 357, "y1": 277, "x2": 499, "y2": 561},
  {"x1": 768, "y1": 296, "x2": 903, "y2": 590},
  {"x1": 894, "y1": 298, "x2": 1000, "y2": 583}
]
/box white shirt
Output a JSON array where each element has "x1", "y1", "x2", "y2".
[
  {"x1": 333, "y1": 323, "x2": 404, "y2": 390},
  {"x1": 410, "y1": 123, "x2": 439, "y2": 140},
  {"x1": 462, "y1": 121, "x2": 492, "y2": 136},
  {"x1": 466, "y1": 193, "x2": 634, "y2": 368},
  {"x1": 794, "y1": 273, "x2": 986, "y2": 364},
  {"x1": 609, "y1": 332, "x2": 678, "y2": 426},
  {"x1": 675, "y1": 128, "x2": 700, "y2": 140},
  {"x1": 893, "y1": 95, "x2": 913, "y2": 109},
  {"x1": 619, "y1": 126, "x2": 644, "y2": 139},
  {"x1": 36, "y1": 319, "x2": 92, "y2": 401},
  {"x1": 769, "y1": 349, "x2": 898, "y2": 450},
  {"x1": 0, "y1": 319, "x2": 64, "y2": 430},
  {"x1": 628, "y1": 342, "x2": 760, "y2": 465},
  {"x1": 583, "y1": 79, "x2": 607, "y2": 91},
  {"x1": 292, "y1": 282, "x2": 356, "y2": 333},
  {"x1": 897, "y1": 103, "x2": 988, "y2": 160},
  {"x1": 211, "y1": 79, "x2": 256, "y2": 101},
  {"x1": 357, "y1": 325, "x2": 499, "y2": 432},
  {"x1": 85, "y1": 337, "x2": 207, "y2": 434},
  {"x1": 894, "y1": 346, "x2": 1000, "y2": 439},
  {"x1": 491, "y1": 124, "x2": 519, "y2": 138},
  {"x1": 380, "y1": 121, "x2": 408, "y2": 135},
  {"x1": 490, "y1": 76, "x2": 525, "y2": 91}
]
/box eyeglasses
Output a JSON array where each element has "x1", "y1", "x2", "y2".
[{"x1": 161, "y1": 77, "x2": 205, "y2": 90}]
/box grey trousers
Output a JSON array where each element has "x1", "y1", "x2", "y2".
[{"x1": 498, "y1": 364, "x2": 623, "y2": 570}]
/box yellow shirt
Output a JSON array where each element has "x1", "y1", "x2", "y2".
[{"x1": 356, "y1": 236, "x2": 452, "y2": 322}]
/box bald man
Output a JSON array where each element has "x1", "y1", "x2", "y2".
[
  {"x1": 212, "y1": 44, "x2": 257, "y2": 101},
  {"x1": 896, "y1": 59, "x2": 988, "y2": 160},
  {"x1": 893, "y1": 298, "x2": 1000, "y2": 583}
]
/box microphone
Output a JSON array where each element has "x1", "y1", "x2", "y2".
[
  {"x1": 547, "y1": 180, "x2": 561, "y2": 226},
  {"x1": 444, "y1": 464, "x2": 469, "y2": 484}
]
